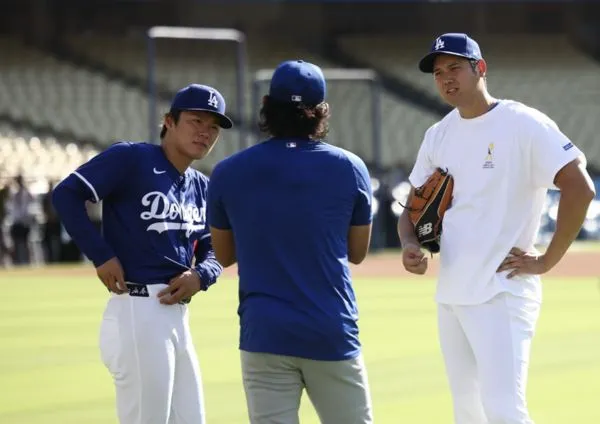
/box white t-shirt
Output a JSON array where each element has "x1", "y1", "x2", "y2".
[{"x1": 409, "y1": 100, "x2": 584, "y2": 305}]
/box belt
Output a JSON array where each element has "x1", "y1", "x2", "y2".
[{"x1": 123, "y1": 283, "x2": 191, "y2": 305}]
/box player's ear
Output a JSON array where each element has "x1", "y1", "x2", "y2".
[
  {"x1": 163, "y1": 113, "x2": 174, "y2": 129},
  {"x1": 477, "y1": 59, "x2": 487, "y2": 77},
  {"x1": 262, "y1": 95, "x2": 268, "y2": 105}
]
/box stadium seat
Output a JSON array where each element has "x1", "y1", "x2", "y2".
[
  {"x1": 338, "y1": 34, "x2": 600, "y2": 165},
  {"x1": 62, "y1": 32, "x2": 441, "y2": 168}
]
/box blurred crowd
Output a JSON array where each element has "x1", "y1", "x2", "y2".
[
  {"x1": 0, "y1": 163, "x2": 411, "y2": 269},
  {"x1": 3, "y1": 160, "x2": 593, "y2": 269},
  {"x1": 0, "y1": 175, "x2": 101, "y2": 267}
]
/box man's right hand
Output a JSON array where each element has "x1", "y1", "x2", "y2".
[
  {"x1": 402, "y1": 243, "x2": 428, "y2": 275},
  {"x1": 96, "y1": 257, "x2": 127, "y2": 294}
]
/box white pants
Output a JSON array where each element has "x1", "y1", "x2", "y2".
[
  {"x1": 99, "y1": 284, "x2": 205, "y2": 424},
  {"x1": 438, "y1": 292, "x2": 541, "y2": 424}
]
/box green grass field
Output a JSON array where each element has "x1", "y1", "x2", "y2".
[{"x1": 1, "y1": 268, "x2": 600, "y2": 423}]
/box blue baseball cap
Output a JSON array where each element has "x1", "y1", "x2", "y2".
[
  {"x1": 418, "y1": 33, "x2": 483, "y2": 73},
  {"x1": 269, "y1": 60, "x2": 326, "y2": 106},
  {"x1": 170, "y1": 84, "x2": 233, "y2": 129}
]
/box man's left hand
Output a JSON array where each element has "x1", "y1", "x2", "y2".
[
  {"x1": 496, "y1": 247, "x2": 550, "y2": 279},
  {"x1": 158, "y1": 270, "x2": 202, "y2": 305}
]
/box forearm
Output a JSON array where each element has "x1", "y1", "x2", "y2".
[
  {"x1": 208, "y1": 227, "x2": 237, "y2": 267},
  {"x1": 194, "y1": 255, "x2": 223, "y2": 291},
  {"x1": 52, "y1": 184, "x2": 115, "y2": 266},
  {"x1": 544, "y1": 188, "x2": 594, "y2": 269},
  {"x1": 216, "y1": 252, "x2": 236, "y2": 268},
  {"x1": 397, "y1": 210, "x2": 419, "y2": 248},
  {"x1": 193, "y1": 236, "x2": 224, "y2": 290}
]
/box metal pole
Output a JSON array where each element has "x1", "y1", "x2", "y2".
[
  {"x1": 236, "y1": 36, "x2": 247, "y2": 150},
  {"x1": 371, "y1": 78, "x2": 382, "y2": 172},
  {"x1": 147, "y1": 33, "x2": 157, "y2": 143},
  {"x1": 254, "y1": 79, "x2": 265, "y2": 143},
  {"x1": 370, "y1": 77, "x2": 384, "y2": 251}
]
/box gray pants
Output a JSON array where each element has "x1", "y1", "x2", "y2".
[{"x1": 241, "y1": 350, "x2": 373, "y2": 424}]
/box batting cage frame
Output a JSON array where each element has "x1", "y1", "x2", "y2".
[
  {"x1": 146, "y1": 26, "x2": 248, "y2": 150},
  {"x1": 251, "y1": 68, "x2": 385, "y2": 250}
]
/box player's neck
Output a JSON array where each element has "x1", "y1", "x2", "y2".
[
  {"x1": 160, "y1": 140, "x2": 192, "y2": 175},
  {"x1": 457, "y1": 91, "x2": 497, "y2": 119}
]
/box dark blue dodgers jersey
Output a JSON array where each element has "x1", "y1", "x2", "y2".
[
  {"x1": 207, "y1": 138, "x2": 373, "y2": 361},
  {"x1": 53, "y1": 142, "x2": 221, "y2": 287}
]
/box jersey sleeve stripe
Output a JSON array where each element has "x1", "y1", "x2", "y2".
[
  {"x1": 199, "y1": 233, "x2": 211, "y2": 240},
  {"x1": 73, "y1": 171, "x2": 100, "y2": 203}
]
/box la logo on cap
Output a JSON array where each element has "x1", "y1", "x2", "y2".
[
  {"x1": 208, "y1": 91, "x2": 219, "y2": 108},
  {"x1": 434, "y1": 37, "x2": 445, "y2": 50}
]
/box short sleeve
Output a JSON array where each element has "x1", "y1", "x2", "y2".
[
  {"x1": 527, "y1": 111, "x2": 584, "y2": 190},
  {"x1": 350, "y1": 156, "x2": 373, "y2": 226},
  {"x1": 69, "y1": 142, "x2": 136, "y2": 202},
  {"x1": 408, "y1": 126, "x2": 437, "y2": 188},
  {"x1": 206, "y1": 162, "x2": 232, "y2": 230}
]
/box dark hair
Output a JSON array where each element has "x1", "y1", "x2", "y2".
[
  {"x1": 160, "y1": 110, "x2": 182, "y2": 139},
  {"x1": 258, "y1": 96, "x2": 330, "y2": 139},
  {"x1": 469, "y1": 59, "x2": 479, "y2": 73}
]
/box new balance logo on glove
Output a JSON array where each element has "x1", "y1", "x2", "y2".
[{"x1": 417, "y1": 223, "x2": 433, "y2": 237}]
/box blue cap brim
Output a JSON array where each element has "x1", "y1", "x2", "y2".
[
  {"x1": 175, "y1": 108, "x2": 233, "y2": 129},
  {"x1": 418, "y1": 51, "x2": 474, "y2": 73}
]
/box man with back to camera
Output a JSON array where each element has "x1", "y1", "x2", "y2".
[
  {"x1": 52, "y1": 84, "x2": 233, "y2": 424},
  {"x1": 398, "y1": 33, "x2": 595, "y2": 423},
  {"x1": 207, "y1": 60, "x2": 375, "y2": 424}
]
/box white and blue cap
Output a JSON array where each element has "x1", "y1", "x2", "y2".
[
  {"x1": 418, "y1": 33, "x2": 483, "y2": 73},
  {"x1": 269, "y1": 60, "x2": 326, "y2": 106},
  {"x1": 170, "y1": 84, "x2": 233, "y2": 129}
]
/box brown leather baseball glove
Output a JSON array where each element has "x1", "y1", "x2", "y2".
[{"x1": 402, "y1": 168, "x2": 454, "y2": 253}]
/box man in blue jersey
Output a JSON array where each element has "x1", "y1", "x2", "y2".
[
  {"x1": 207, "y1": 60, "x2": 374, "y2": 424},
  {"x1": 52, "y1": 84, "x2": 232, "y2": 424}
]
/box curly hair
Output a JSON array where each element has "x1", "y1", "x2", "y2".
[{"x1": 258, "y1": 96, "x2": 330, "y2": 139}]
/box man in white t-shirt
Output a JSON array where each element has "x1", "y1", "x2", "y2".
[{"x1": 398, "y1": 33, "x2": 595, "y2": 424}]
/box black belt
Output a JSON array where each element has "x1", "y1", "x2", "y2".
[{"x1": 125, "y1": 283, "x2": 190, "y2": 305}]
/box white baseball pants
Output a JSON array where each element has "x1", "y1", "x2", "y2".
[
  {"x1": 438, "y1": 292, "x2": 541, "y2": 424},
  {"x1": 99, "y1": 284, "x2": 205, "y2": 424}
]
